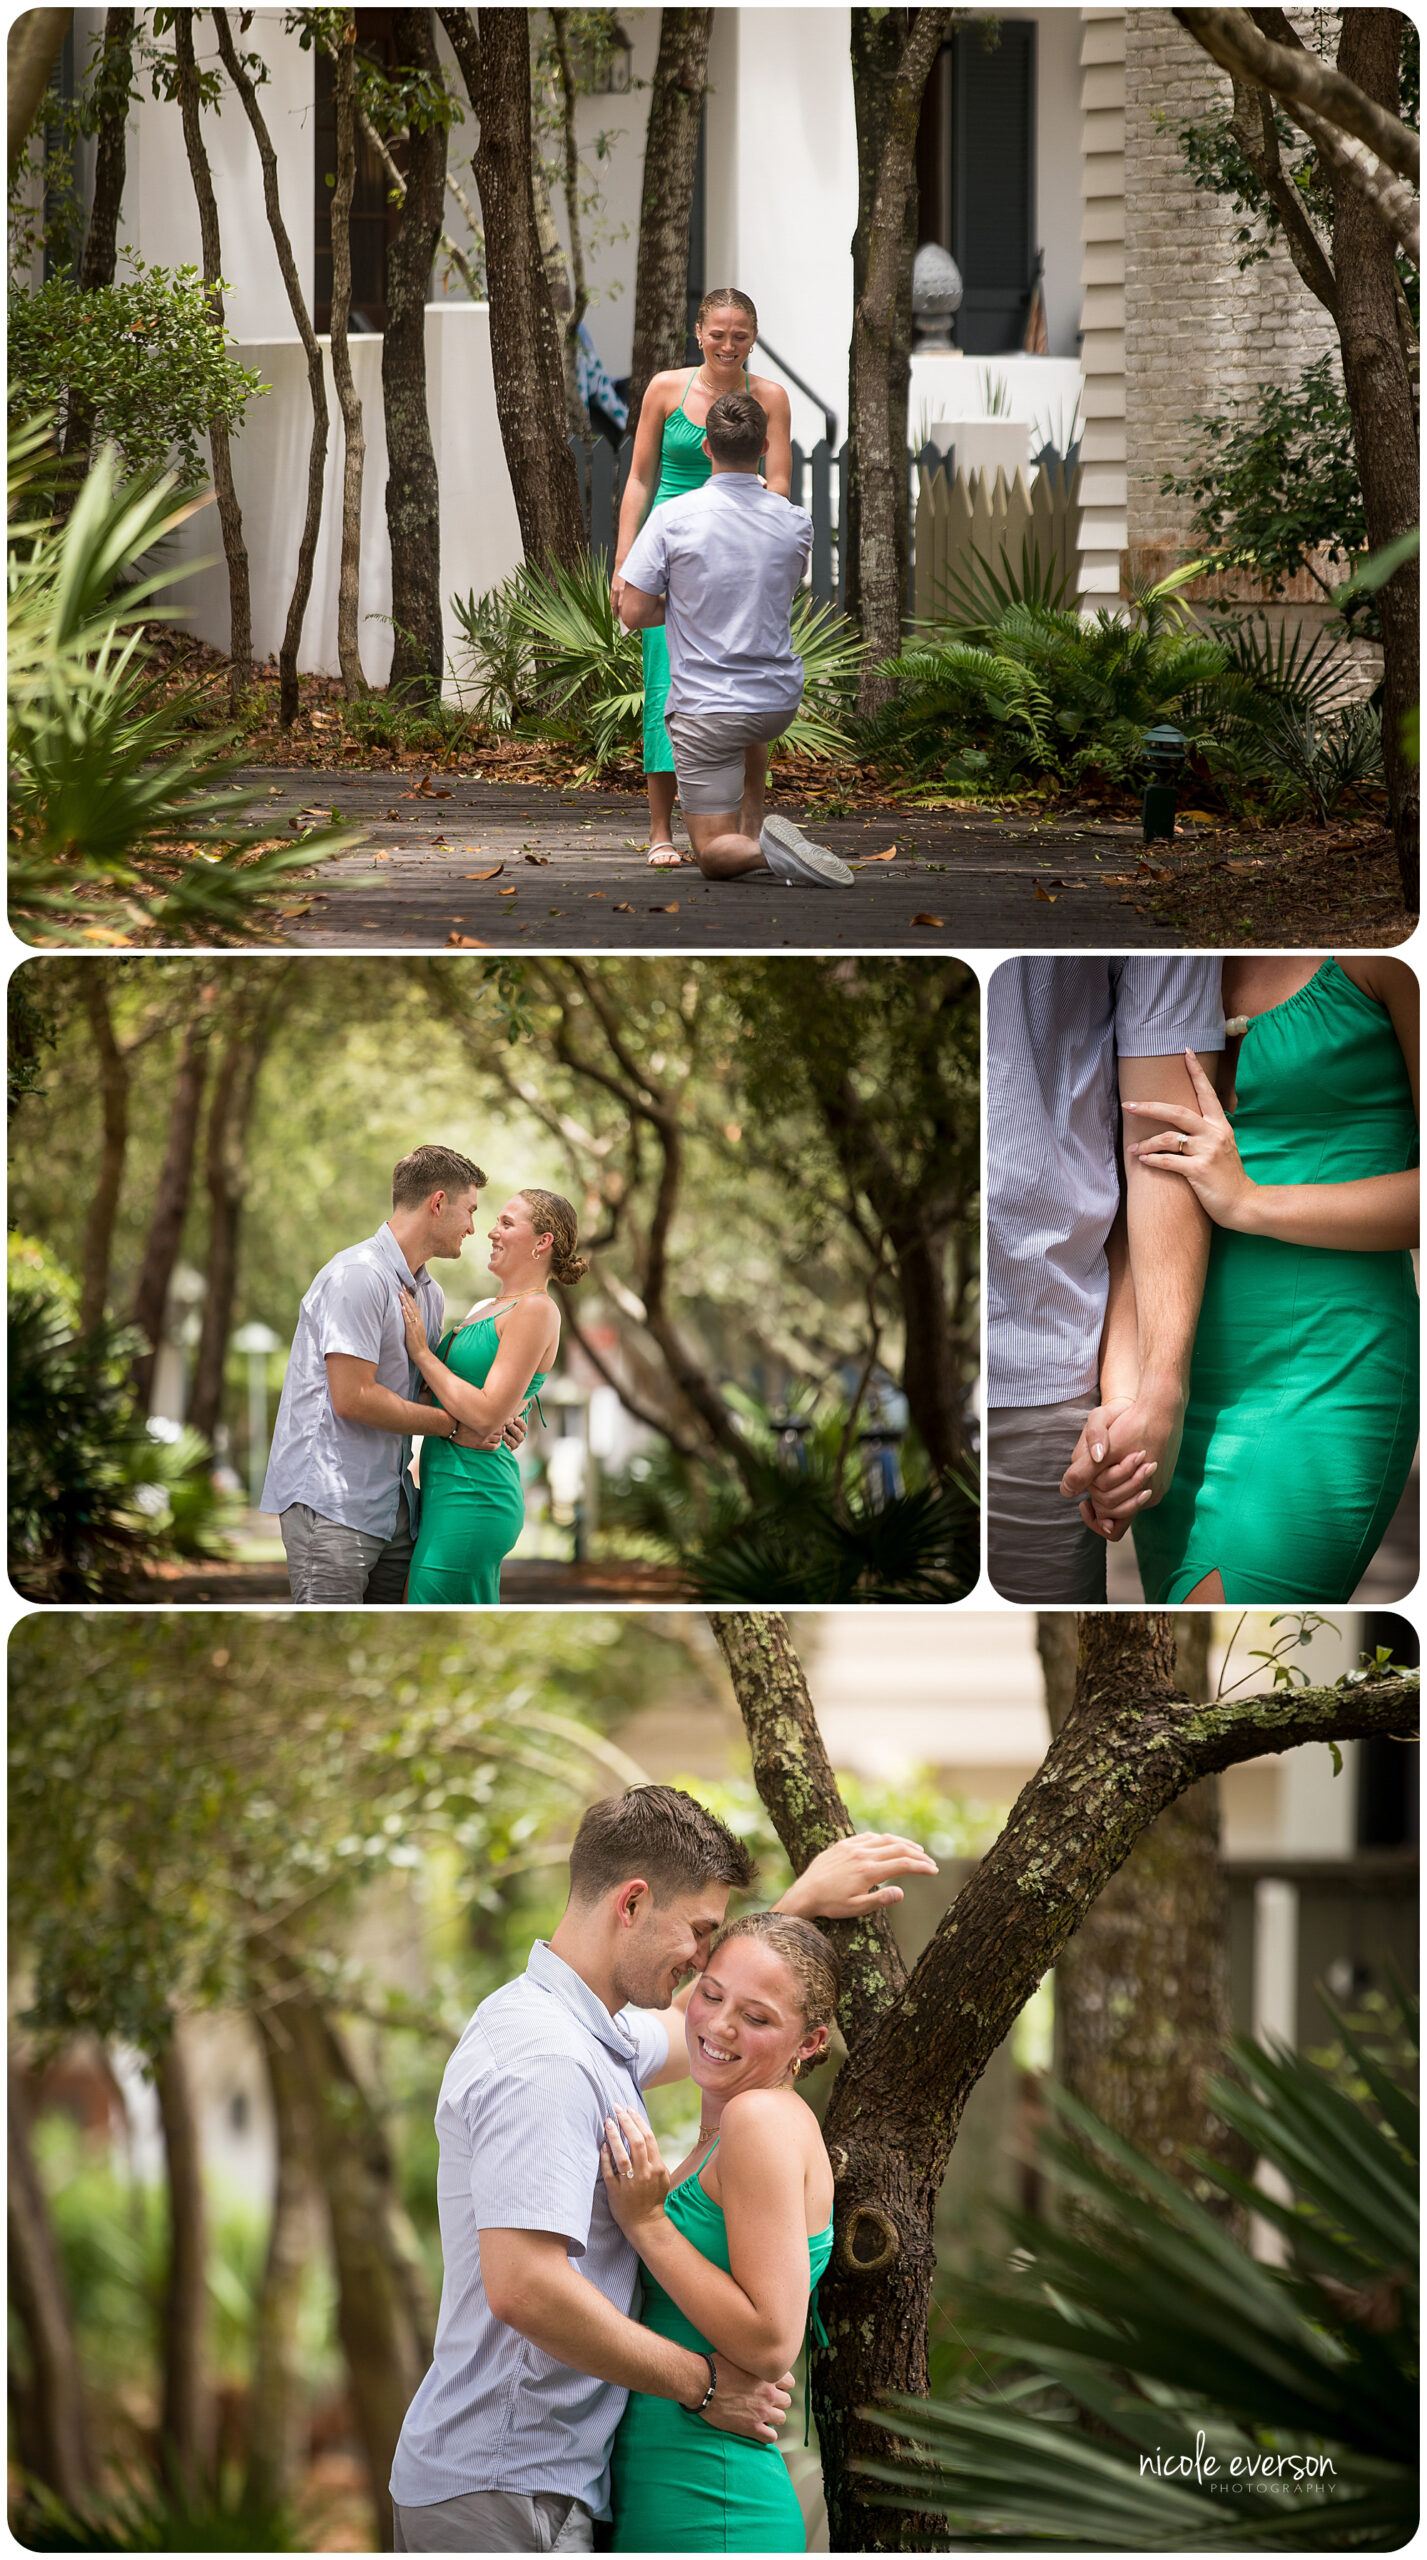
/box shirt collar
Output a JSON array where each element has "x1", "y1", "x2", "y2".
[
  {"x1": 375, "y1": 1221, "x2": 427, "y2": 1289},
  {"x1": 526, "y1": 1940, "x2": 640, "y2": 2063}
]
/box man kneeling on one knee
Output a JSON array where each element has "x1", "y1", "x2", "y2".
[{"x1": 617, "y1": 390, "x2": 855, "y2": 888}]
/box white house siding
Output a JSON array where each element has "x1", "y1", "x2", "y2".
[
  {"x1": 1122, "y1": 5, "x2": 1339, "y2": 564},
  {"x1": 1075, "y1": 6, "x2": 1127, "y2": 601}
]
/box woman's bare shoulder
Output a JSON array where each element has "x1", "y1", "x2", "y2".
[{"x1": 749, "y1": 372, "x2": 791, "y2": 413}]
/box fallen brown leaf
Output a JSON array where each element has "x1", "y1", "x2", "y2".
[
  {"x1": 911, "y1": 911, "x2": 946, "y2": 926},
  {"x1": 612, "y1": 902, "x2": 633, "y2": 912},
  {"x1": 524, "y1": 852, "x2": 550, "y2": 866},
  {"x1": 648, "y1": 901, "x2": 679, "y2": 913},
  {"x1": 446, "y1": 931, "x2": 487, "y2": 947},
  {"x1": 464, "y1": 865, "x2": 504, "y2": 881},
  {"x1": 858, "y1": 846, "x2": 899, "y2": 864},
  {"x1": 498, "y1": 886, "x2": 517, "y2": 897},
  {"x1": 1033, "y1": 883, "x2": 1057, "y2": 903}
]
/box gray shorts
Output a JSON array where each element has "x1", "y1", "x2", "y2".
[
  {"x1": 392, "y1": 2490, "x2": 594, "y2": 2552},
  {"x1": 279, "y1": 1500, "x2": 415, "y2": 1605},
  {"x1": 665, "y1": 708, "x2": 778, "y2": 813},
  {"x1": 986, "y1": 1401, "x2": 1108, "y2": 1604}
]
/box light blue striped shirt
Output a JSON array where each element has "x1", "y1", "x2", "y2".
[
  {"x1": 260, "y1": 1222, "x2": 442, "y2": 1538},
  {"x1": 988, "y1": 957, "x2": 1224, "y2": 1404},
  {"x1": 390, "y1": 1942, "x2": 671, "y2": 2518}
]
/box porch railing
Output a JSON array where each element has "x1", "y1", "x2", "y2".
[{"x1": 570, "y1": 433, "x2": 1082, "y2": 620}]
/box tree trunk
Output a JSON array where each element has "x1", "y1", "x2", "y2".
[
  {"x1": 212, "y1": 10, "x2": 327, "y2": 730},
  {"x1": 188, "y1": 981, "x2": 282, "y2": 1446},
  {"x1": 154, "y1": 2025, "x2": 211, "y2": 2489},
  {"x1": 246, "y1": 2001, "x2": 318, "y2": 2510},
  {"x1": 172, "y1": 11, "x2": 251, "y2": 704},
  {"x1": 888, "y1": 1211, "x2": 962, "y2": 1478},
  {"x1": 627, "y1": 7, "x2": 712, "y2": 425},
  {"x1": 380, "y1": 10, "x2": 446, "y2": 711},
  {"x1": 1332, "y1": 11, "x2": 1419, "y2": 912},
  {"x1": 528, "y1": 102, "x2": 581, "y2": 428},
  {"x1": 79, "y1": 971, "x2": 129, "y2": 1334},
  {"x1": 285, "y1": 1986, "x2": 434, "y2": 2547},
  {"x1": 329, "y1": 11, "x2": 367, "y2": 695},
  {"x1": 61, "y1": 6, "x2": 135, "y2": 473},
  {"x1": 852, "y1": 8, "x2": 947, "y2": 711},
  {"x1": 846, "y1": 10, "x2": 920, "y2": 630},
  {"x1": 717, "y1": 1607, "x2": 1420, "y2": 2552},
  {"x1": 551, "y1": 12, "x2": 592, "y2": 435},
  {"x1": 129, "y1": 1013, "x2": 209, "y2": 1413},
  {"x1": 8, "y1": 2056, "x2": 94, "y2": 2511},
  {"x1": 8, "y1": 8, "x2": 72, "y2": 181},
  {"x1": 439, "y1": 6, "x2": 587, "y2": 569}
]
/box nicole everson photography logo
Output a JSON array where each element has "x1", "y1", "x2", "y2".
[{"x1": 1141, "y1": 2431, "x2": 1338, "y2": 2495}]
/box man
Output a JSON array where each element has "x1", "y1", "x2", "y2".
[
  {"x1": 617, "y1": 389, "x2": 855, "y2": 888},
  {"x1": 986, "y1": 957, "x2": 1225, "y2": 1602},
  {"x1": 389, "y1": 1784, "x2": 937, "y2": 2552},
  {"x1": 262, "y1": 1144, "x2": 519, "y2": 1604}
]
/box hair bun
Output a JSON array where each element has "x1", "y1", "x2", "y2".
[{"x1": 557, "y1": 1250, "x2": 590, "y2": 1286}]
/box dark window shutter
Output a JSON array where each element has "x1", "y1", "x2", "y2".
[{"x1": 950, "y1": 22, "x2": 1036, "y2": 354}]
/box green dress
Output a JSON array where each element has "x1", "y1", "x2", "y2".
[
  {"x1": 405, "y1": 1316, "x2": 547, "y2": 1606},
  {"x1": 610, "y1": 2144, "x2": 833, "y2": 2554},
  {"x1": 1133, "y1": 958, "x2": 1419, "y2": 1604}
]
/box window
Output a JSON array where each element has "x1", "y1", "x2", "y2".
[
  {"x1": 313, "y1": 10, "x2": 405, "y2": 334},
  {"x1": 917, "y1": 21, "x2": 1036, "y2": 355}
]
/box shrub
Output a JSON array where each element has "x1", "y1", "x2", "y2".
[
  {"x1": 8, "y1": 422, "x2": 356, "y2": 944},
  {"x1": 1163, "y1": 357, "x2": 1372, "y2": 628},
  {"x1": 451, "y1": 554, "x2": 864, "y2": 771},
  {"x1": 865, "y1": 563, "x2": 1234, "y2": 792},
  {"x1": 8, "y1": 263, "x2": 267, "y2": 488},
  {"x1": 8, "y1": 1238, "x2": 234, "y2": 1600}
]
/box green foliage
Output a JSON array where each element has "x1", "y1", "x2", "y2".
[
  {"x1": 866, "y1": 567, "x2": 1233, "y2": 791},
  {"x1": 8, "y1": 265, "x2": 268, "y2": 487},
  {"x1": 603, "y1": 1407, "x2": 978, "y2": 1603},
  {"x1": 451, "y1": 556, "x2": 864, "y2": 770},
  {"x1": 1163, "y1": 358, "x2": 1371, "y2": 624},
  {"x1": 8, "y1": 959, "x2": 60, "y2": 1116},
  {"x1": 17, "y1": 2471, "x2": 301, "y2": 2552},
  {"x1": 859, "y1": 1996, "x2": 1419, "y2": 2547},
  {"x1": 1189, "y1": 623, "x2": 1386, "y2": 824},
  {"x1": 7, "y1": 1239, "x2": 230, "y2": 1601},
  {"x1": 8, "y1": 425, "x2": 356, "y2": 944}
]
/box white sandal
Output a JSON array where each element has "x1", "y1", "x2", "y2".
[{"x1": 646, "y1": 843, "x2": 683, "y2": 868}]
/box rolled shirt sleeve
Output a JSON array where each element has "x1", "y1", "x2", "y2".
[
  {"x1": 470, "y1": 2055, "x2": 611, "y2": 2255},
  {"x1": 621, "y1": 512, "x2": 669, "y2": 598},
  {"x1": 1113, "y1": 958, "x2": 1225, "y2": 1058},
  {"x1": 318, "y1": 1261, "x2": 391, "y2": 1364}
]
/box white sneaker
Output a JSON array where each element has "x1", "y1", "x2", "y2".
[{"x1": 759, "y1": 813, "x2": 855, "y2": 888}]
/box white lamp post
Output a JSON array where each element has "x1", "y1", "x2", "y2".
[{"x1": 232, "y1": 1322, "x2": 280, "y2": 1510}]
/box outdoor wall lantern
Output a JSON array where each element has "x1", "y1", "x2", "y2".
[
  {"x1": 577, "y1": 15, "x2": 632, "y2": 91},
  {"x1": 1141, "y1": 722, "x2": 1188, "y2": 843}
]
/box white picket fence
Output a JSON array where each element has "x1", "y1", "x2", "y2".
[{"x1": 912, "y1": 455, "x2": 1082, "y2": 622}]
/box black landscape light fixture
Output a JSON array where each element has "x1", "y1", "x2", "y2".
[{"x1": 1142, "y1": 722, "x2": 1187, "y2": 843}]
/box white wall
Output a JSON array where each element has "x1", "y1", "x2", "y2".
[
  {"x1": 124, "y1": 10, "x2": 313, "y2": 345},
  {"x1": 170, "y1": 306, "x2": 524, "y2": 686},
  {"x1": 705, "y1": 8, "x2": 858, "y2": 450}
]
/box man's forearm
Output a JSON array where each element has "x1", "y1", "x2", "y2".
[
  {"x1": 1125, "y1": 1164, "x2": 1211, "y2": 1400},
  {"x1": 339, "y1": 1381, "x2": 443, "y2": 1437},
  {"x1": 502, "y1": 2259, "x2": 705, "y2": 2405}
]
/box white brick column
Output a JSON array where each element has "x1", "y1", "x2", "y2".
[{"x1": 1076, "y1": 10, "x2": 1127, "y2": 606}]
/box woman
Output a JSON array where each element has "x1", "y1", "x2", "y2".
[
  {"x1": 611, "y1": 287, "x2": 793, "y2": 867},
  {"x1": 400, "y1": 1189, "x2": 587, "y2": 1604},
  {"x1": 600, "y1": 1912, "x2": 836, "y2": 2554},
  {"x1": 1124, "y1": 953, "x2": 1419, "y2": 1603}
]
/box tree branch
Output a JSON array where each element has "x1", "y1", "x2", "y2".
[
  {"x1": 1176, "y1": 7, "x2": 1419, "y2": 182},
  {"x1": 712, "y1": 1611, "x2": 908, "y2": 2053},
  {"x1": 1226, "y1": 71, "x2": 1340, "y2": 315},
  {"x1": 832, "y1": 1617, "x2": 1418, "y2": 2162}
]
